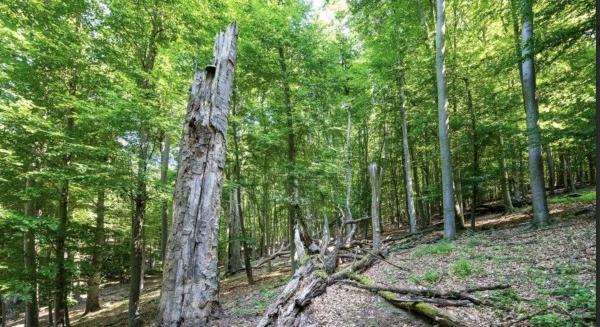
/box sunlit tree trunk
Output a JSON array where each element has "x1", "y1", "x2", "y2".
[
  {"x1": 156, "y1": 24, "x2": 237, "y2": 326},
  {"x1": 434, "y1": 0, "x2": 456, "y2": 240},
  {"x1": 160, "y1": 135, "x2": 170, "y2": 264},
  {"x1": 368, "y1": 163, "x2": 382, "y2": 251},
  {"x1": 519, "y1": 0, "x2": 550, "y2": 226}
]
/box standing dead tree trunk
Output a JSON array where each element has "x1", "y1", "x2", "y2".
[
  {"x1": 343, "y1": 107, "x2": 356, "y2": 243},
  {"x1": 368, "y1": 163, "x2": 382, "y2": 252},
  {"x1": 156, "y1": 23, "x2": 238, "y2": 326}
]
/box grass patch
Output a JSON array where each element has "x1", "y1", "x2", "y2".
[
  {"x1": 547, "y1": 188, "x2": 595, "y2": 204},
  {"x1": 450, "y1": 258, "x2": 473, "y2": 278},
  {"x1": 490, "y1": 288, "x2": 521, "y2": 310},
  {"x1": 411, "y1": 269, "x2": 442, "y2": 285},
  {"x1": 413, "y1": 240, "x2": 454, "y2": 257}
]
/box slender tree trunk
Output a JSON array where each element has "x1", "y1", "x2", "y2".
[
  {"x1": 499, "y1": 136, "x2": 514, "y2": 213},
  {"x1": 344, "y1": 107, "x2": 356, "y2": 241},
  {"x1": 519, "y1": 0, "x2": 550, "y2": 226},
  {"x1": 465, "y1": 77, "x2": 478, "y2": 232},
  {"x1": 397, "y1": 68, "x2": 418, "y2": 234},
  {"x1": 564, "y1": 155, "x2": 576, "y2": 193},
  {"x1": 156, "y1": 24, "x2": 237, "y2": 326},
  {"x1": 228, "y1": 189, "x2": 242, "y2": 273},
  {"x1": 546, "y1": 146, "x2": 555, "y2": 194},
  {"x1": 55, "y1": 106, "x2": 74, "y2": 327},
  {"x1": 231, "y1": 105, "x2": 254, "y2": 284},
  {"x1": 454, "y1": 169, "x2": 465, "y2": 229},
  {"x1": 435, "y1": 0, "x2": 456, "y2": 240},
  {"x1": 128, "y1": 132, "x2": 148, "y2": 327},
  {"x1": 85, "y1": 189, "x2": 105, "y2": 314},
  {"x1": 278, "y1": 46, "x2": 300, "y2": 273},
  {"x1": 368, "y1": 163, "x2": 382, "y2": 251},
  {"x1": 227, "y1": 188, "x2": 242, "y2": 274},
  {"x1": 160, "y1": 135, "x2": 170, "y2": 264},
  {"x1": 24, "y1": 176, "x2": 39, "y2": 327}
]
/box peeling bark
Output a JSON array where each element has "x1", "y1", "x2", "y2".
[{"x1": 156, "y1": 23, "x2": 238, "y2": 326}]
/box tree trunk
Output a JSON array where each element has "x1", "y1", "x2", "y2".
[
  {"x1": 587, "y1": 153, "x2": 595, "y2": 185},
  {"x1": 519, "y1": 0, "x2": 550, "y2": 226},
  {"x1": 278, "y1": 45, "x2": 300, "y2": 273},
  {"x1": 465, "y1": 77, "x2": 478, "y2": 232},
  {"x1": 231, "y1": 106, "x2": 254, "y2": 284},
  {"x1": 128, "y1": 132, "x2": 148, "y2": 327},
  {"x1": 397, "y1": 67, "x2": 418, "y2": 235},
  {"x1": 435, "y1": 0, "x2": 456, "y2": 240},
  {"x1": 499, "y1": 136, "x2": 514, "y2": 212},
  {"x1": 368, "y1": 163, "x2": 382, "y2": 251},
  {"x1": 344, "y1": 107, "x2": 356, "y2": 242},
  {"x1": 24, "y1": 176, "x2": 39, "y2": 327},
  {"x1": 160, "y1": 135, "x2": 170, "y2": 264},
  {"x1": 454, "y1": 169, "x2": 465, "y2": 229},
  {"x1": 55, "y1": 107, "x2": 74, "y2": 327},
  {"x1": 546, "y1": 146, "x2": 555, "y2": 194},
  {"x1": 84, "y1": 189, "x2": 105, "y2": 314},
  {"x1": 156, "y1": 23, "x2": 237, "y2": 326},
  {"x1": 227, "y1": 189, "x2": 242, "y2": 274}
]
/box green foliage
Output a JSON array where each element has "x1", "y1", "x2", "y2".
[
  {"x1": 411, "y1": 269, "x2": 442, "y2": 285},
  {"x1": 547, "y1": 189, "x2": 595, "y2": 204},
  {"x1": 414, "y1": 241, "x2": 455, "y2": 257},
  {"x1": 450, "y1": 258, "x2": 474, "y2": 278}
]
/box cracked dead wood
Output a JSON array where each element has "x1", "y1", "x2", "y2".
[{"x1": 156, "y1": 23, "x2": 238, "y2": 326}]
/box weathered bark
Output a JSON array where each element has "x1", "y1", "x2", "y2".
[
  {"x1": 156, "y1": 23, "x2": 238, "y2": 326},
  {"x1": 84, "y1": 189, "x2": 105, "y2": 314},
  {"x1": 563, "y1": 155, "x2": 576, "y2": 193},
  {"x1": 499, "y1": 136, "x2": 515, "y2": 213},
  {"x1": 397, "y1": 67, "x2": 418, "y2": 235},
  {"x1": 368, "y1": 163, "x2": 382, "y2": 252},
  {"x1": 519, "y1": 0, "x2": 550, "y2": 226},
  {"x1": 227, "y1": 189, "x2": 242, "y2": 273},
  {"x1": 24, "y1": 176, "x2": 39, "y2": 327},
  {"x1": 160, "y1": 135, "x2": 170, "y2": 264},
  {"x1": 587, "y1": 153, "x2": 595, "y2": 185}
]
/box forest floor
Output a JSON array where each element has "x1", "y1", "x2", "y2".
[{"x1": 8, "y1": 188, "x2": 596, "y2": 327}]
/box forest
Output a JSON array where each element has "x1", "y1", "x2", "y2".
[{"x1": 0, "y1": 0, "x2": 596, "y2": 326}]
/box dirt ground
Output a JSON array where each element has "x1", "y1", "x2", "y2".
[{"x1": 8, "y1": 191, "x2": 596, "y2": 327}]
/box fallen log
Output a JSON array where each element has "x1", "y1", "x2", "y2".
[
  {"x1": 253, "y1": 245, "x2": 290, "y2": 269},
  {"x1": 344, "y1": 274, "x2": 473, "y2": 327}
]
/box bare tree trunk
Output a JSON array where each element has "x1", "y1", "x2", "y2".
[
  {"x1": 344, "y1": 107, "x2": 356, "y2": 242},
  {"x1": 368, "y1": 163, "x2": 382, "y2": 251},
  {"x1": 519, "y1": 0, "x2": 550, "y2": 226},
  {"x1": 546, "y1": 146, "x2": 555, "y2": 194},
  {"x1": 84, "y1": 189, "x2": 105, "y2": 314},
  {"x1": 465, "y1": 77, "x2": 478, "y2": 232},
  {"x1": 499, "y1": 136, "x2": 514, "y2": 213},
  {"x1": 435, "y1": 0, "x2": 456, "y2": 240},
  {"x1": 397, "y1": 67, "x2": 418, "y2": 235},
  {"x1": 156, "y1": 23, "x2": 237, "y2": 326},
  {"x1": 24, "y1": 176, "x2": 39, "y2": 327},
  {"x1": 160, "y1": 135, "x2": 170, "y2": 264},
  {"x1": 228, "y1": 189, "x2": 242, "y2": 273}
]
